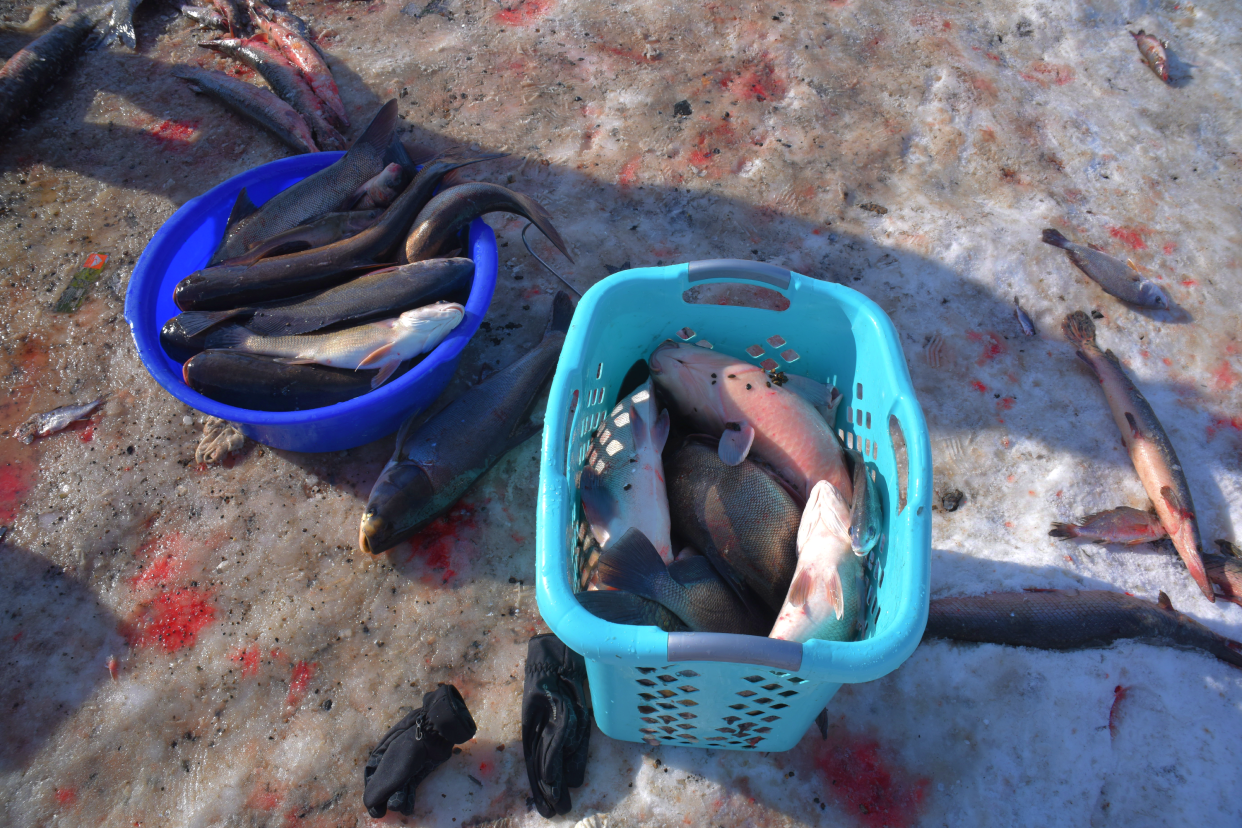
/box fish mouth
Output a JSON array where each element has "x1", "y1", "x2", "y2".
[
  {"x1": 358, "y1": 510, "x2": 382, "y2": 555},
  {"x1": 649, "y1": 339, "x2": 682, "y2": 374}
]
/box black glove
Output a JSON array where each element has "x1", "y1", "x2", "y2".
[
  {"x1": 522, "y1": 633, "x2": 591, "y2": 818},
  {"x1": 363, "y1": 684, "x2": 477, "y2": 818}
]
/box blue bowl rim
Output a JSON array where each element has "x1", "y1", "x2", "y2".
[{"x1": 123, "y1": 152, "x2": 495, "y2": 427}]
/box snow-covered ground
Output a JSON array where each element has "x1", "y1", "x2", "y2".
[{"x1": 2, "y1": 0, "x2": 1240, "y2": 825}]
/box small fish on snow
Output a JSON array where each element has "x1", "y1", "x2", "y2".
[
  {"x1": 1131, "y1": 30, "x2": 1170, "y2": 83},
  {"x1": 14, "y1": 398, "x2": 103, "y2": 443}
]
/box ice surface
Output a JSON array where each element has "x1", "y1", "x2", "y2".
[{"x1": 2, "y1": 0, "x2": 1241, "y2": 825}]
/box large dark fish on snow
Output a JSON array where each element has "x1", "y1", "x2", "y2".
[
  {"x1": 1049, "y1": 505, "x2": 1166, "y2": 546},
  {"x1": 359, "y1": 292, "x2": 572, "y2": 554},
  {"x1": 575, "y1": 588, "x2": 689, "y2": 633},
  {"x1": 200, "y1": 36, "x2": 344, "y2": 151},
  {"x1": 178, "y1": 148, "x2": 501, "y2": 310},
  {"x1": 0, "y1": 10, "x2": 103, "y2": 134},
  {"x1": 1042, "y1": 229, "x2": 1169, "y2": 309},
  {"x1": 219, "y1": 210, "x2": 381, "y2": 267},
  {"x1": 402, "y1": 182, "x2": 573, "y2": 264},
  {"x1": 924, "y1": 589, "x2": 1242, "y2": 669},
  {"x1": 665, "y1": 437, "x2": 799, "y2": 614},
  {"x1": 1063, "y1": 311, "x2": 1212, "y2": 601},
  {"x1": 1131, "y1": 30, "x2": 1170, "y2": 83},
  {"x1": 177, "y1": 257, "x2": 473, "y2": 337},
  {"x1": 596, "y1": 528, "x2": 770, "y2": 635},
  {"x1": 208, "y1": 100, "x2": 396, "y2": 265},
  {"x1": 173, "y1": 65, "x2": 318, "y2": 154},
  {"x1": 184, "y1": 351, "x2": 387, "y2": 410}
]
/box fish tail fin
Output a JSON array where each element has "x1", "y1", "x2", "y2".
[
  {"x1": 345, "y1": 100, "x2": 398, "y2": 162},
  {"x1": 575, "y1": 590, "x2": 686, "y2": 631},
  {"x1": 509, "y1": 189, "x2": 575, "y2": 263},
  {"x1": 177, "y1": 309, "x2": 246, "y2": 338},
  {"x1": 596, "y1": 528, "x2": 680, "y2": 608},
  {"x1": 1048, "y1": 522, "x2": 1079, "y2": 539},
  {"x1": 386, "y1": 137, "x2": 430, "y2": 175},
  {"x1": 1041, "y1": 228, "x2": 1071, "y2": 249},
  {"x1": 545, "y1": 290, "x2": 575, "y2": 338},
  {"x1": 1061, "y1": 310, "x2": 1097, "y2": 348}
]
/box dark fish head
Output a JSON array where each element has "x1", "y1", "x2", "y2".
[
  {"x1": 359, "y1": 461, "x2": 437, "y2": 554},
  {"x1": 1136, "y1": 281, "x2": 1170, "y2": 309}
]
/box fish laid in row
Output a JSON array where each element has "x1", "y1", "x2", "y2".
[
  {"x1": 0, "y1": 10, "x2": 104, "y2": 136},
  {"x1": 183, "y1": 352, "x2": 387, "y2": 411},
  {"x1": 174, "y1": 65, "x2": 319, "y2": 154}
]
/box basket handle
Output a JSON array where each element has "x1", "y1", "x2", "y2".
[
  {"x1": 667, "y1": 632, "x2": 803, "y2": 671},
  {"x1": 686, "y1": 259, "x2": 792, "y2": 291}
]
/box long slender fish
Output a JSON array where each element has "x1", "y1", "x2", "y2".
[
  {"x1": 402, "y1": 182, "x2": 573, "y2": 264},
  {"x1": 200, "y1": 37, "x2": 344, "y2": 151},
  {"x1": 1049, "y1": 506, "x2": 1166, "y2": 545},
  {"x1": 1063, "y1": 311, "x2": 1212, "y2": 601},
  {"x1": 178, "y1": 149, "x2": 502, "y2": 310},
  {"x1": 1131, "y1": 30, "x2": 1170, "y2": 83},
  {"x1": 184, "y1": 351, "x2": 385, "y2": 410},
  {"x1": 210, "y1": 302, "x2": 463, "y2": 387},
  {"x1": 1042, "y1": 229, "x2": 1169, "y2": 309},
  {"x1": 575, "y1": 589, "x2": 690, "y2": 632},
  {"x1": 596, "y1": 528, "x2": 771, "y2": 635},
  {"x1": 0, "y1": 10, "x2": 102, "y2": 134},
  {"x1": 579, "y1": 376, "x2": 673, "y2": 564},
  {"x1": 174, "y1": 65, "x2": 318, "y2": 154},
  {"x1": 250, "y1": 5, "x2": 347, "y2": 127},
  {"x1": 359, "y1": 292, "x2": 572, "y2": 554},
  {"x1": 923, "y1": 589, "x2": 1242, "y2": 668},
  {"x1": 219, "y1": 210, "x2": 380, "y2": 267},
  {"x1": 208, "y1": 100, "x2": 396, "y2": 264},
  {"x1": 176, "y1": 257, "x2": 473, "y2": 337}
]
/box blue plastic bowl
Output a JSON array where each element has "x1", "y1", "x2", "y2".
[{"x1": 124, "y1": 152, "x2": 497, "y2": 453}]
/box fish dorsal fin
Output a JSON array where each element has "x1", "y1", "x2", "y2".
[
  {"x1": 718, "y1": 421, "x2": 755, "y2": 466},
  {"x1": 225, "y1": 187, "x2": 259, "y2": 230},
  {"x1": 1157, "y1": 591, "x2": 1174, "y2": 611}
]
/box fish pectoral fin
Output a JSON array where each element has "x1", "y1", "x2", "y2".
[
  {"x1": 825, "y1": 569, "x2": 844, "y2": 621},
  {"x1": 717, "y1": 421, "x2": 755, "y2": 466},
  {"x1": 370, "y1": 361, "x2": 400, "y2": 389},
  {"x1": 652, "y1": 408, "x2": 671, "y2": 452},
  {"x1": 357, "y1": 343, "x2": 395, "y2": 369},
  {"x1": 1124, "y1": 411, "x2": 1143, "y2": 440},
  {"x1": 1160, "y1": 485, "x2": 1194, "y2": 522},
  {"x1": 786, "y1": 570, "x2": 811, "y2": 608},
  {"x1": 1157, "y1": 591, "x2": 1174, "y2": 611}
]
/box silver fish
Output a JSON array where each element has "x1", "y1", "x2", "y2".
[
  {"x1": 1042, "y1": 229, "x2": 1170, "y2": 309},
  {"x1": 1014, "y1": 297, "x2": 1037, "y2": 336},
  {"x1": 14, "y1": 398, "x2": 103, "y2": 443}
]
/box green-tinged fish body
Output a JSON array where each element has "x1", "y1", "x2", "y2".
[
  {"x1": 402, "y1": 182, "x2": 573, "y2": 264},
  {"x1": 208, "y1": 302, "x2": 463, "y2": 388},
  {"x1": 358, "y1": 292, "x2": 572, "y2": 554},
  {"x1": 1063, "y1": 311, "x2": 1212, "y2": 601},
  {"x1": 924, "y1": 589, "x2": 1242, "y2": 668},
  {"x1": 596, "y1": 528, "x2": 771, "y2": 635},
  {"x1": 1049, "y1": 506, "x2": 1165, "y2": 545},
  {"x1": 0, "y1": 11, "x2": 101, "y2": 133},
  {"x1": 174, "y1": 65, "x2": 318, "y2": 154},
  {"x1": 177, "y1": 148, "x2": 501, "y2": 310},
  {"x1": 208, "y1": 100, "x2": 395, "y2": 264},
  {"x1": 183, "y1": 351, "x2": 383, "y2": 410},
  {"x1": 847, "y1": 447, "x2": 882, "y2": 555},
  {"x1": 200, "y1": 37, "x2": 343, "y2": 151},
  {"x1": 575, "y1": 589, "x2": 689, "y2": 632},
  {"x1": 177, "y1": 257, "x2": 473, "y2": 338},
  {"x1": 219, "y1": 210, "x2": 380, "y2": 267},
  {"x1": 1042, "y1": 229, "x2": 1169, "y2": 309},
  {"x1": 665, "y1": 438, "x2": 798, "y2": 613}
]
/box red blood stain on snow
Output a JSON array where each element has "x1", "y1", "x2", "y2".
[
  {"x1": 814, "y1": 723, "x2": 929, "y2": 828},
  {"x1": 121, "y1": 588, "x2": 217, "y2": 652},
  {"x1": 130, "y1": 532, "x2": 190, "y2": 589},
  {"x1": 967, "y1": 330, "x2": 1006, "y2": 365},
  {"x1": 618, "y1": 156, "x2": 642, "y2": 189},
  {"x1": 718, "y1": 57, "x2": 787, "y2": 103},
  {"x1": 406, "y1": 503, "x2": 478, "y2": 583},
  {"x1": 1108, "y1": 684, "x2": 1128, "y2": 739},
  {"x1": 997, "y1": 397, "x2": 1015, "y2": 411},
  {"x1": 0, "y1": 461, "x2": 38, "y2": 524},
  {"x1": 494, "y1": 0, "x2": 551, "y2": 25},
  {"x1": 477, "y1": 760, "x2": 494, "y2": 777},
  {"x1": 231, "y1": 644, "x2": 262, "y2": 678},
  {"x1": 1021, "y1": 62, "x2": 1075, "y2": 86},
  {"x1": 1206, "y1": 416, "x2": 1242, "y2": 440},
  {"x1": 78, "y1": 419, "x2": 95, "y2": 442},
  {"x1": 1162, "y1": 242, "x2": 1177, "y2": 255},
  {"x1": 247, "y1": 781, "x2": 286, "y2": 811},
  {"x1": 287, "y1": 661, "x2": 317, "y2": 707},
  {"x1": 54, "y1": 787, "x2": 77, "y2": 806},
  {"x1": 145, "y1": 119, "x2": 199, "y2": 150},
  {"x1": 970, "y1": 380, "x2": 988, "y2": 393},
  {"x1": 1108, "y1": 226, "x2": 1149, "y2": 251},
  {"x1": 1181, "y1": 279, "x2": 1198, "y2": 287},
  {"x1": 598, "y1": 44, "x2": 658, "y2": 64},
  {"x1": 651, "y1": 245, "x2": 677, "y2": 258},
  {"x1": 1212, "y1": 360, "x2": 1238, "y2": 391}
]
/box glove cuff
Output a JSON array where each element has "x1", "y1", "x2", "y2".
[{"x1": 423, "y1": 684, "x2": 477, "y2": 746}]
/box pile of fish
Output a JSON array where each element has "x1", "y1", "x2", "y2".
[
  {"x1": 172, "y1": 0, "x2": 347, "y2": 152},
  {"x1": 572, "y1": 340, "x2": 883, "y2": 645},
  {"x1": 160, "y1": 100, "x2": 572, "y2": 411}
]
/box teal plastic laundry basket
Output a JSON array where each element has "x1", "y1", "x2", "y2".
[{"x1": 536, "y1": 260, "x2": 931, "y2": 752}]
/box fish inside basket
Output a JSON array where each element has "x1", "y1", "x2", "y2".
[{"x1": 536, "y1": 259, "x2": 931, "y2": 752}]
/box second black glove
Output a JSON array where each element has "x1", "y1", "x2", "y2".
[{"x1": 522, "y1": 633, "x2": 591, "y2": 818}]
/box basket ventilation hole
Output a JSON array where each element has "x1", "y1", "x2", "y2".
[
  {"x1": 889, "y1": 413, "x2": 909, "y2": 514},
  {"x1": 657, "y1": 674, "x2": 676, "y2": 683},
  {"x1": 856, "y1": 409, "x2": 863, "y2": 427},
  {"x1": 695, "y1": 340, "x2": 714, "y2": 349},
  {"x1": 678, "y1": 699, "x2": 698, "y2": 707},
  {"x1": 636, "y1": 667, "x2": 657, "y2": 674},
  {"x1": 678, "y1": 685, "x2": 699, "y2": 693},
  {"x1": 746, "y1": 344, "x2": 765, "y2": 358},
  {"x1": 865, "y1": 437, "x2": 872, "y2": 455},
  {"x1": 846, "y1": 432, "x2": 854, "y2": 450},
  {"x1": 676, "y1": 670, "x2": 699, "y2": 678},
  {"x1": 857, "y1": 382, "x2": 863, "y2": 400},
  {"x1": 676, "y1": 327, "x2": 696, "y2": 341},
  {"x1": 767, "y1": 334, "x2": 786, "y2": 348},
  {"x1": 737, "y1": 690, "x2": 757, "y2": 698},
  {"x1": 866, "y1": 411, "x2": 872, "y2": 429},
  {"x1": 638, "y1": 706, "x2": 656, "y2": 714},
  {"x1": 742, "y1": 675, "x2": 764, "y2": 683},
  {"x1": 771, "y1": 703, "x2": 788, "y2": 710},
  {"x1": 760, "y1": 358, "x2": 779, "y2": 371},
  {"x1": 761, "y1": 715, "x2": 780, "y2": 723},
  {"x1": 917, "y1": 505, "x2": 925, "y2": 516},
  {"x1": 729, "y1": 703, "x2": 748, "y2": 710},
  {"x1": 636, "y1": 678, "x2": 656, "y2": 687},
  {"x1": 780, "y1": 348, "x2": 800, "y2": 363}
]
